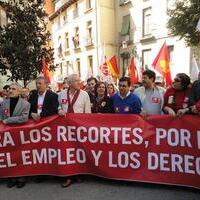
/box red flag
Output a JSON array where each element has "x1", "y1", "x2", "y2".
[
  {"x1": 41, "y1": 58, "x2": 51, "y2": 84},
  {"x1": 107, "y1": 56, "x2": 120, "y2": 78},
  {"x1": 152, "y1": 42, "x2": 172, "y2": 86},
  {"x1": 129, "y1": 57, "x2": 138, "y2": 86}
]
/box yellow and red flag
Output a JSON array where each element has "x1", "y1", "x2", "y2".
[
  {"x1": 152, "y1": 42, "x2": 172, "y2": 86},
  {"x1": 41, "y1": 57, "x2": 52, "y2": 84},
  {"x1": 107, "y1": 56, "x2": 120, "y2": 78}
]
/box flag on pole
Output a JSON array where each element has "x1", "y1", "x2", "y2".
[
  {"x1": 99, "y1": 56, "x2": 109, "y2": 76},
  {"x1": 129, "y1": 57, "x2": 138, "y2": 86},
  {"x1": 191, "y1": 56, "x2": 200, "y2": 82},
  {"x1": 152, "y1": 42, "x2": 172, "y2": 87},
  {"x1": 196, "y1": 18, "x2": 200, "y2": 32},
  {"x1": 107, "y1": 56, "x2": 120, "y2": 78},
  {"x1": 41, "y1": 57, "x2": 52, "y2": 84},
  {"x1": 99, "y1": 54, "x2": 111, "y2": 82}
]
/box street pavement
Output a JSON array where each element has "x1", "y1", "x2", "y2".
[{"x1": 0, "y1": 176, "x2": 199, "y2": 200}]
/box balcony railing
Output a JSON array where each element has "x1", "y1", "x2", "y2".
[
  {"x1": 119, "y1": 0, "x2": 131, "y2": 6},
  {"x1": 85, "y1": 37, "x2": 94, "y2": 47}
]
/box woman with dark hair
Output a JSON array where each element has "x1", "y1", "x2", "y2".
[
  {"x1": 92, "y1": 82, "x2": 113, "y2": 113},
  {"x1": 107, "y1": 83, "x2": 116, "y2": 97},
  {"x1": 163, "y1": 73, "x2": 191, "y2": 117}
]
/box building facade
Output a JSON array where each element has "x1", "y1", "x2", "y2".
[
  {"x1": 48, "y1": 0, "x2": 117, "y2": 84},
  {"x1": 116, "y1": 0, "x2": 199, "y2": 79}
]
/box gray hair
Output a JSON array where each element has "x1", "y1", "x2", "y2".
[
  {"x1": 67, "y1": 74, "x2": 79, "y2": 83},
  {"x1": 36, "y1": 76, "x2": 49, "y2": 85}
]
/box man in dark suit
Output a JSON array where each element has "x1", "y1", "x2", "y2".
[
  {"x1": 29, "y1": 76, "x2": 58, "y2": 121},
  {"x1": 28, "y1": 76, "x2": 58, "y2": 183}
]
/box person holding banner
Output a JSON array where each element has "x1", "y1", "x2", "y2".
[
  {"x1": 134, "y1": 70, "x2": 165, "y2": 115},
  {"x1": 0, "y1": 83, "x2": 30, "y2": 188},
  {"x1": 86, "y1": 77, "x2": 98, "y2": 112},
  {"x1": 0, "y1": 83, "x2": 30, "y2": 124},
  {"x1": 28, "y1": 76, "x2": 59, "y2": 121},
  {"x1": 111, "y1": 77, "x2": 142, "y2": 114},
  {"x1": 163, "y1": 73, "x2": 191, "y2": 117},
  {"x1": 91, "y1": 82, "x2": 113, "y2": 113},
  {"x1": 58, "y1": 73, "x2": 91, "y2": 187},
  {"x1": 58, "y1": 74, "x2": 91, "y2": 115}
]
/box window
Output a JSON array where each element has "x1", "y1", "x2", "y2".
[
  {"x1": 58, "y1": 36, "x2": 62, "y2": 58},
  {"x1": 73, "y1": 27, "x2": 80, "y2": 48},
  {"x1": 87, "y1": 21, "x2": 92, "y2": 38},
  {"x1": 73, "y1": 2, "x2": 79, "y2": 18},
  {"x1": 65, "y1": 61, "x2": 70, "y2": 76},
  {"x1": 121, "y1": 15, "x2": 130, "y2": 36},
  {"x1": 88, "y1": 56, "x2": 93, "y2": 74},
  {"x1": 142, "y1": 49, "x2": 151, "y2": 69},
  {"x1": 76, "y1": 58, "x2": 81, "y2": 77},
  {"x1": 86, "y1": 21, "x2": 93, "y2": 46},
  {"x1": 121, "y1": 52, "x2": 130, "y2": 76},
  {"x1": 65, "y1": 33, "x2": 69, "y2": 49},
  {"x1": 86, "y1": 0, "x2": 92, "y2": 9},
  {"x1": 60, "y1": 62, "x2": 63, "y2": 76},
  {"x1": 143, "y1": 7, "x2": 152, "y2": 37},
  {"x1": 57, "y1": 16, "x2": 61, "y2": 29},
  {"x1": 63, "y1": 10, "x2": 68, "y2": 24}
]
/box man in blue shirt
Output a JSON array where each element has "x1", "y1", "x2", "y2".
[{"x1": 111, "y1": 77, "x2": 142, "y2": 114}]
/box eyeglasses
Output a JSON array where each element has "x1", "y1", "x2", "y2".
[{"x1": 119, "y1": 84, "x2": 128, "y2": 88}]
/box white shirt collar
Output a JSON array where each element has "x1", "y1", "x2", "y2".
[{"x1": 118, "y1": 91, "x2": 131, "y2": 99}]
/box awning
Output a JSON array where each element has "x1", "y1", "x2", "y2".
[{"x1": 121, "y1": 15, "x2": 130, "y2": 35}]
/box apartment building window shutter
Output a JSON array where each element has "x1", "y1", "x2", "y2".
[{"x1": 121, "y1": 15, "x2": 130, "y2": 35}]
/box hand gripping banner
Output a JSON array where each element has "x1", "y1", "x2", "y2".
[{"x1": 0, "y1": 114, "x2": 199, "y2": 189}]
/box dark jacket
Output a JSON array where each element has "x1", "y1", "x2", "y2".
[
  {"x1": 91, "y1": 96, "x2": 113, "y2": 113},
  {"x1": 29, "y1": 89, "x2": 58, "y2": 117},
  {"x1": 189, "y1": 80, "x2": 200, "y2": 106}
]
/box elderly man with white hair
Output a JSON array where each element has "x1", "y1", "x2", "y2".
[
  {"x1": 58, "y1": 73, "x2": 91, "y2": 115},
  {"x1": 0, "y1": 82, "x2": 30, "y2": 188},
  {"x1": 58, "y1": 74, "x2": 91, "y2": 187}
]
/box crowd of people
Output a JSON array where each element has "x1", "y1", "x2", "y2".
[{"x1": 0, "y1": 69, "x2": 200, "y2": 188}]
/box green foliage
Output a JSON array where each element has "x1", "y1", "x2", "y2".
[
  {"x1": 168, "y1": 0, "x2": 200, "y2": 47},
  {"x1": 0, "y1": 0, "x2": 54, "y2": 86}
]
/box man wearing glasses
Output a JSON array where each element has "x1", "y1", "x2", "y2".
[{"x1": 111, "y1": 77, "x2": 142, "y2": 114}]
